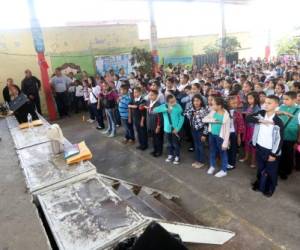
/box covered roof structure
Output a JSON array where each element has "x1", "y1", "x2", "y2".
[{"x1": 124, "y1": 0, "x2": 252, "y2": 5}]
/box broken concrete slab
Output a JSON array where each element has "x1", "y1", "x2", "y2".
[
  {"x1": 17, "y1": 141, "x2": 96, "y2": 195},
  {"x1": 37, "y1": 175, "x2": 148, "y2": 250}
]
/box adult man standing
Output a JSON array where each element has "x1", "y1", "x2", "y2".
[
  {"x1": 50, "y1": 67, "x2": 72, "y2": 118},
  {"x1": 21, "y1": 69, "x2": 42, "y2": 114},
  {"x1": 2, "y1": 78, "x2": 14, "y2": 103}
]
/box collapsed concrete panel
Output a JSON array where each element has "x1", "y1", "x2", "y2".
[{"x1": 38, "y1": 175, "x2": 148, "y2": 250}]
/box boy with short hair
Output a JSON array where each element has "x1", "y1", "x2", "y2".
[
  {"x1": 118, "y1": 84, "x2": 135, "y2": 144},
  {"x1": 275, "y1": 83, "x2": 285, "y2": 104},
  {"x1": 258, "y1": 91, "x2": 266, "y2": 110},
  {"x1": 129, "y1": 87, "x2": 148, "y2": 150},
  {"x1": 246, "y1": 95, "x2": 284, "y2": 197},
  {"x1": 277, "y1": 91, "x2": 300, "y2": 179},
  {"x1": 146, "y1": 89, "x2": 164, "y2": 157}
]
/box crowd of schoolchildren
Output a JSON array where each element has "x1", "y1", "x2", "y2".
[
  {"x1": 61, "y1": 58, "x2": 300, "y2": 198},
  {"x1": 4, "y1": 58, "x2": 300, "y2": 198}
]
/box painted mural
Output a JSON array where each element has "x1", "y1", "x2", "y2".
[{"x1": 95, "y1": 54, "x2": 133, "y2": 75}]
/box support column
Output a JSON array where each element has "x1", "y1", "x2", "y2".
[
  {"x1": 27, "y1": 0, "x2": 56, "y2": 120},
  {"x1": 148, "y1": 0, "x2": 159, "y2": 76},
  {"x1": 219, "y1": 0, "x2": 226, "y2": 65},
  {"x1": 265, "y1": 28, "x2": 271, "y2": 62}
]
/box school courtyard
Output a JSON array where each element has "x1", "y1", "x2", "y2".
[{"x1": 1, "y1": 114, "x2": 299, "y2": 250}]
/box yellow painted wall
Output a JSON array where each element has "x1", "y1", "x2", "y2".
[{"x1": 0, "y1": 24, "x2": 250, "y2": 112}]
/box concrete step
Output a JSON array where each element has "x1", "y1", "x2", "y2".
[
  {"x1": 137, "y1": 189, "x2": 187, "y2": 223},
  {"x1": 155, "y1": 195, "x2": 200, "y2": 225},
  {"x1": 113, "y1": 184, "x2": 164, "y2": 219}
]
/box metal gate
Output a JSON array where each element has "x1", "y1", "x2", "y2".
[{"x1": 193, "y1": 52, "x2": 238, "y2": 68}]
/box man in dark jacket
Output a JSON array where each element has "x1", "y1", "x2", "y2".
[
  {"x1": 2, "y1": 78, "x2": 14, "y2": 103},
  {"x1": 21, "y1": 69, "x2": 42, "y2": 114}
]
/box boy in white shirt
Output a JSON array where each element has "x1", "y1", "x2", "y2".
[{"x1": 246, "y1": 95, "x2": 284, "y2": 197}]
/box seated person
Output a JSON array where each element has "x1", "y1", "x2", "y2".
[{"x1": 8, "y1": 84, "x2": 38, "y2": 123}]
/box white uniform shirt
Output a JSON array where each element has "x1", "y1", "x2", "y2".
[
  {"x1": 89, "y1": 86, "x2": 100, "y2": 104},
  {"x1": 257, "y1": 113, "x2": 275, "y2": 149},
  {"x1": 177, "y1": 83, "x2": 189, "y2": 92},
  {"x1": 75, "y1": 85, "x2": 84, "y2": 97},
  {"x1": 229, "y1": 110, "x2": 235, "y2": 133}
]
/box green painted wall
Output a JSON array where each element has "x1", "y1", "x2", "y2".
[{"x1": 50, "y1": 54, "x2": 95, "y2": 75}]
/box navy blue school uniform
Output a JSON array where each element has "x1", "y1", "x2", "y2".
[
  {"x1": 246, "y1": 110, "x2": 284, "y2": 196},
  {"x1": 147, "y1": 100, "x2": 164, "y2": 156},
  {"x1": 131, "y1": 96, "x2": 148, "y2": 149}
]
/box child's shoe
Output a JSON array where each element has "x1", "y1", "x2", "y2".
[
  {"x1": 227, "y1": 164, "x2": 235, "y2": 170},
  {"x1": 192, "y1": 162, "x2": 204, "y2": 169},
  {"x1": 87, "y1": 119, "x2": 95, "y2": 123},
  {"x1": 215, "y1": 170, "x2": 227, "y2": 178},
  {"x1": 165, "y1": 155, "x2": 173, "y2": 162},
  {"x1": 101, "y1": 129, "x2": 110, "y2": 135},
  {"x1": 128, "y1": 139, "x2": 135, "y2": 145},
  {"x1": 239, "y1": 158, "x2": 247, "y2": 163},
  {"x1": 207, "y1": 166, "x2": 215, "y2": 175},
  {"x1": 173, "y1": 156, "x2": 180, "y2": 165}
]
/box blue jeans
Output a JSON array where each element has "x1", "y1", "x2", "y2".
[
  {"x1": 192, "y1": 130, "x2": 205, "y2": 163},
  {"x1": 105, "y1": 108, "x2": 116, "y2": 135},
  {"x1": 166, "y1": 133, "x2": 181, "y2": 158},
  {"x1": 89, "y1": 103, "x2": 104, "y2": 127},
  {"x1": 209, "y1": 134, "x2": 228, "y2": 172},
  {"x1": 121, "y1": 118, "x2": 135, "y2": 140},
  {"x1": 114, "y1": 108, "x2": 121, "y2": 126}
]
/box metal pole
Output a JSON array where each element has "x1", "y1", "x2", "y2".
[
  {"x1": 219, "y1": 0, "x2": 226, "y2": 65},
  {"x1": 27, "y1": 0, "x2": 57, "y2": 120},
  {"x1": 148, "y1": 0, "x2": 159, "y2": 76}
]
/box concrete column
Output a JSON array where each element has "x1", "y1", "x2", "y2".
[
  {"x1": 219, "y1": 0, "x2": 226, "y2": 65},
  {"x1": 27, "y1": 0, "x2": 56, "y2": 120},
  {"x1": 148, "y1": 0, "x2": 159, "y2": 76},
  {"x1": 265, "y1": 28, "x2": 271, "y2": 62}
]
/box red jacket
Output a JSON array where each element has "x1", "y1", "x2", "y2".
[{"x1": 233, "y1": 110, "x2": 245, "y2": 134}]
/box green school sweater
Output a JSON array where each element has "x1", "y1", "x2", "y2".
[
  {"x1": 279, "y1": 105, "x2": 300, "y2": 141},
  {"x1": 154, "y1": 103, "x2": 184, "y2": 133}
]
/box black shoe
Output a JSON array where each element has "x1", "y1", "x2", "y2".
[
  {"x1": 251, "y1": 181, "x2": 259, "y2": 192},
  {"x1": 188, "y1": 147, "x2": 195, "y2": 152},
  {"x1": 263, "y1": 192, "x2": 273, "y2": 198},
  {"x1": 96, "y1": 126, "x2": 105, "y2": 130},
  {"x1": 280, "y1": 175, "x2": 288, "y2": 180},
  {"x1": 137, "y1": 146, "x2": 147, "y2": 150},
  {"x1": 154, "y1": 152, "x2": 162, "y2": 157},
  {"x1": 150, "y1": 151, "x2": 156, "y2": 156}
]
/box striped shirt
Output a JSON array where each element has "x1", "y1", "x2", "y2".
[{"x1": 118, "y1": 94, "x2": 132, "y2": 119}]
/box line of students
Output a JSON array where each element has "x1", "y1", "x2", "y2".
[
  {"x1": 98, "y1": 79, "x2": 298, "y2": 198},
  {"x1": 49, "y1": 60, "x2": 300, "y2": 199}
]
